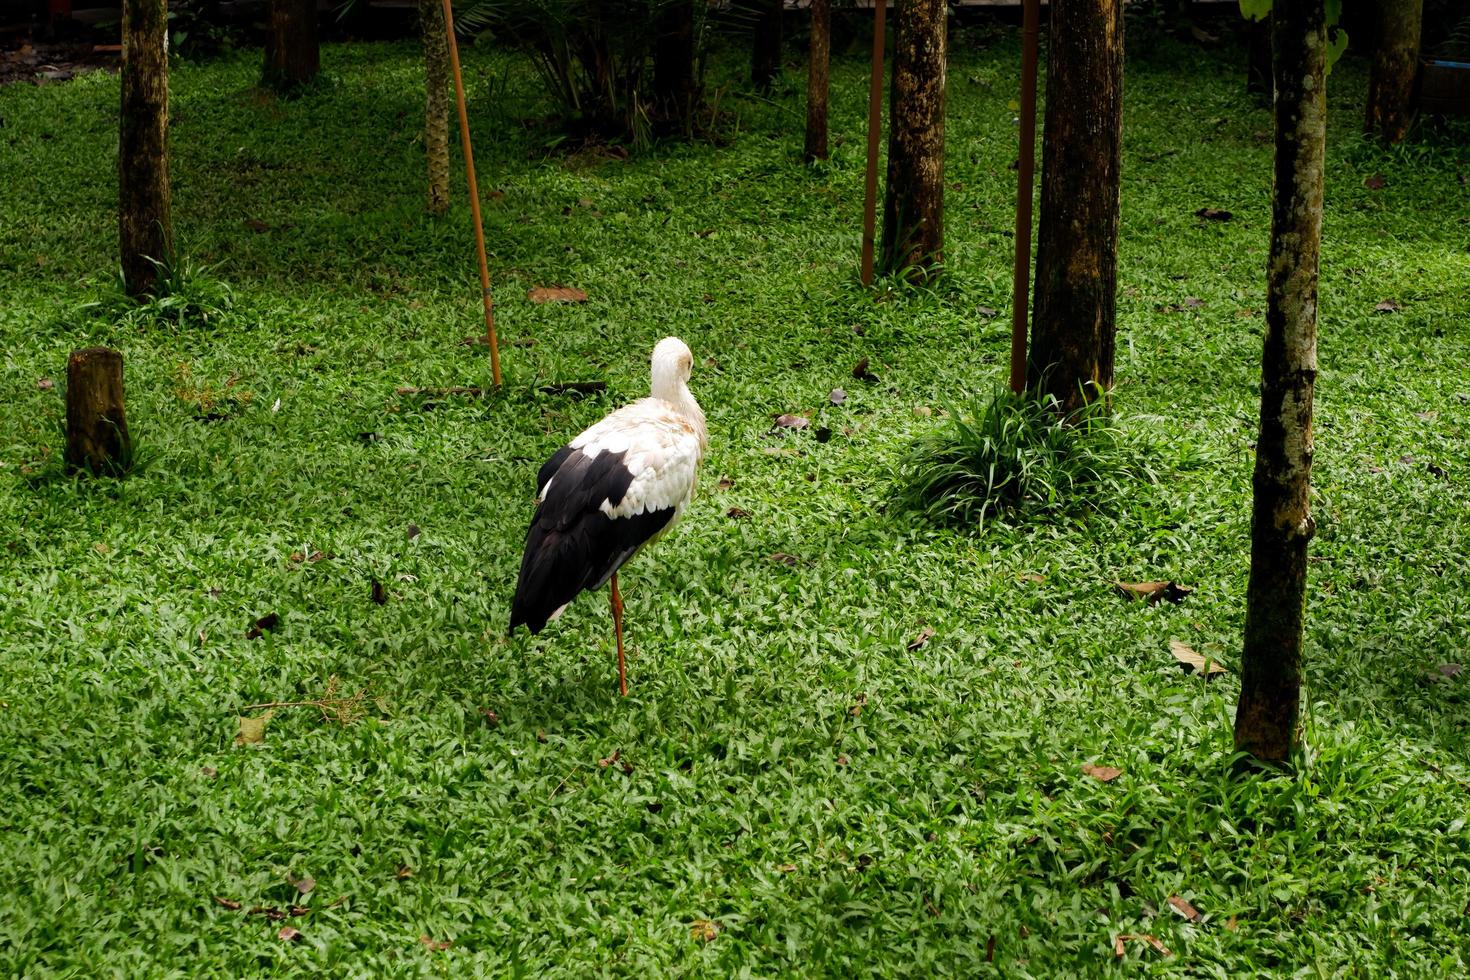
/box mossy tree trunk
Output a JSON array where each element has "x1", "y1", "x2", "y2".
[
  {"x1": 118, "y1": 0, "x2": 172, "y2": 298},
  {"x1": 1234, "y1": 0, "x2": 1327, "y2": 765},
  {"x1": 1028, "y1": 0, "x2": 1123, "y2": 414},
  {"x1": 419, "y1": 0, "x2": 451, "y2": 215},
  {"x1": 749, "y1": 0, "x2": 783, "y2": 92},
  {"x1": 879, "y1": 0, "x2": 946, "y2": 278},
  {"x1": 263, "y1": 0, "x2": 320, "y2": 92},
  {"x1": 653, "y1": 0, "x2": 698, "y2": 133},
  {"x1": 1364, "y1": 0, "x2": 1422, "y2": 143},
  {"x1": 805, "y1": 0, "x2": 831, "y2": 162}
]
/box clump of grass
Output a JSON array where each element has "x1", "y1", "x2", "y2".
[
  {"x1": 140, "y1": 251, "x2": 236, "y2": 325},
  {"x1": 899, "y1": 388, "x2": 1143, "y2": 528}
]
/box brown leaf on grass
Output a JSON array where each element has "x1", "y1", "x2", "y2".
[
  {"x1": 292, "y1": 876, "x2": 315, "y2": 895},
  {"x1": 1374, "y1": 299, "x2": 1400, "y2": 313},
  {"x1": 1169, "y1": 639, "x2": 1227, "y2": 677},
  {"x1": 1167, "y1": 894, "x2": 1201, "y2": 922},
  {"x1": 1183, "y1": 296, "x2": 1205, "y2": 309},
  {"x1": 1115, "y1": 581, "x2": 1193, "y2": 605},
  {"x1": 288, "y1": 905, "x2": 311, "y2": 917},
  {"x1": 726, "y1": 507, "x2": 751, "y2": 519},
  {"x1": 407, "y1": 524, "x2": 421, "y2": 540},
  {"x1": 1364, "y1": 173, "x2": 1387, "y2": 190},
  {"x1": 289, "y1": 551, "x2": 305, "y2": 563},
  {"x1": 235, "y1": 710, "x2": 273, "y2": 746},
  {"x1": 777, "y1": 863, "x2": 798, "y2": 873},
  {"x1": 1019, "y1": 573, "x2": 1046, "y2": 583},
  {"x1": 597, "y1": 749, "x2": 621, "y2": 769},
  {"x1": 829, "y1": 388, "x2": 848, "y2": 405},
  {"x1": 716, "y1": 477, "x2": 734, "y2": 491},
  {"x1": 249, "y1": 906, "x2": 286, "y2": 921},
  {"x1": 396, "y1": 865, "x2": 414, "y2": 880},
  {"x1": 1195, "y1": 207, "x2": 1233, "y2": 221},
  {"x1": 214, "y1": 896, "x2": 242, "y2": 910},
  {"x1": 852, "y1": 358, "x2": 878, "y2": 381},
  {"x1": 527, "y1": 286, "x2": 588, "y2": 304},
  {"x1": 907, "y1": 627, "x2": 936, "y2": 651},
  {"x1": 773, "y1": 414, "x2": 810, "y2": 430},
  {"x1": 1115, "y1": 933, "x2": 1172, "y2": 958},
  {"x1": 36, "y1": 377, "x2": 54, "y2": 390},
  {"x1": 977, "y1": 305, "x2": 999, "y2": 318},
  {"x1": 480, "y1": 708, "x2": 499, "y2": 728},
  {"x1": 913, "y1": 405, "x2": 933, "y2": 418},
  {"x1": 690, "y1": 919, "x2": 721, "y2": 943},
  {"x1": 371, "y1": 579, "x2": 387, "y2": 605},
  {"x1": 245, "y1": 612, "x2": 280, "y2": 640},
  {"x1": 849, "y1": 693, "x2": 867, "y2": 717},
  {"x1": 277, "y1": 925, "x2": 301, "y2": 942},
  {"x1": 244, "y1": 217, "x2": 270, "y2": 233},
  {"x1": 420, "y1": 936, "x2": 453, "y2": 951},
  {"x1": 1081, "y1": 763, "x2": 1123, "y2": 783},
  {"x1": 767, "y1": 552, "x2": 799, "y2": 566},
  {"x1": 1225, "y1": 916, "x2": 1239, "y2": 932},
  {"x1": 835, "y1": 754, "x2": 849, "y2": 766}
]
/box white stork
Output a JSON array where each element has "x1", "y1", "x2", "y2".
[{"x1": 509, "y1": 337, "x2": 707, "y2": 695}]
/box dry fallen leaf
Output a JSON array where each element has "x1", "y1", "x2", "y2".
[
  {"x1": 396, "y1": 865, "x2": 414, "y2": 880},
  {"x1": 36, "y1": 377, "x2": 54, "y2": 390},
  {"x1": 1364, "y1": 173, "x2": 1387, "y2": 190},
  {"x1": 277, "y1": 925, "x2": 301, "y2": 942},
  {"x1": 1374, "y1": 299, "x2": 1400, "y2": 313},
  {"x1": 768, "y1": 552, "x2": 799, "y2": 566},
  {"x1": 419, "y1": 936, "x2": 453, "y2": 951},
  {"x1": 1081, "y1": 763, "x2": 1123, "y2": 783},
  {"x1": 1225, "y1": 916, "x2": 1239, "y2": 932},
  {"x1": 690, "y1": 919, "x2": 721, "y2": 943},
  {"x1": 726, "y1": 506, "x2": 751, "y2": 519},
  {"x1": 597, "y1": 749, "x2": 621, "y2": 769},
  {"x1": 1195, "y1": 207, "x2": 1233, "y2": 221},
  {"x1": 849, "y1": 693, "x2": 867, "y2": 717},
  {"x1": 907, "y1": 627, "x2": 936, "y2": 651},
  {"x1": 717, "y1": 477, "x2": 735, "y2": 491},
  {"x1": 1167, "y1": 894, "x2": 1201, "y2": 922},
  {"x1": 852, "y1": 358, "x2": 877, "y2": 381},
  {"x1": 1115, "y1": 580, "x2": 1193, "y2": 605},
  {"x1": 214, "y1": 896, "x2": 242, "y2": 910},
  {"x1": 777, "y1": 863, "x2": 797, "y2": 873},
  {"x1": 829, "y1": 388, "x2": 848, "y2": 405},
  {"x1": 1168, "y1": 639, "x2": 1227, "y2": 677},
  {"x1": 235, "y1": 710, "x2": 273, "y2": 746},
  {"x1": 371, "y1": 579, "x2": 387, "y2": 605},
  {"x1": 292, "y1": 875, "x2": 315, "y2": 895},
  {"x1": 1115, "y1": 933, "x2": 1172, "y2": 958},
  {"x1": 977, "y1": 305, "x2": 999, "y2": 318},
  {"x1": 773, "y1": 414, "x2": 810, "y2": 430},
  {"x1": 1183, "y1": 296, "x2": 1205, "y2": 309},
  {"x1": 527, "y1": 286, "x2": 588, "y2": 304},
  {"x1": 245, "y1": 612, "x2": 280, "y2": 640}
]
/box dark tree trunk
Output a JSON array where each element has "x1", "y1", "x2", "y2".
[
  {"x1": 1234, "y1": 1, "x2": 1327, "y2": 766},
  {"x1": 1364, "y1": 0, "x2": 1422, "y2": 143},
  {"x1": 118, "y1": 0, "x2": 172, "y2": 298},
  {"x1": 419, "y1": 0, "x2": 451, "y2": 215},
  {"x1": 653, "y1": 0, "x2": 698, "y2": 133},
  {"x1": 750, "y1": 0, "x2": 783, "y2": 92},
  {"x1": 805, "y1": 0, "x2": 831, "y2": 162},
  {"x1": 1028, "y1": 0, "x2": 1124, "y2": 414},
  {"x1": 1246, "y1": 17, "x2": 1271, "y2": 97},
  {"x1": 879, "y1": 0, "x2": 946, "y2": 278},
  {"x1": 65, "y1": 347, "x2": 132, "y2": 476},
  {"x1": 263, "y1": 0, "x2": 320, "y2": 92}
]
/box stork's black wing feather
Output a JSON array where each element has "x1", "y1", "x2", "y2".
[{"x1": 509, "y1": 447, "x2": 676, "y2": 635}]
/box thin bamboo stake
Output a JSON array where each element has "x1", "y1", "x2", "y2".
[
  {"x1": 441, "y1": 0, "x2": 501, "y2": 386},
  {"x1": 1010, "y1": 0, "x2": 1040, "y2": 394},
  {"x1": 860, "y1": 0, "x2": 887, "y2": 286}
]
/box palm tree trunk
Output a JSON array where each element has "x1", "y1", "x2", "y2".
[
  {"x1": 1028, "y1": 0, "x2": 1124, "y2": 414},
  {"x1": 879, "y1": 0, "x2": 947, "y2": 278},
  {"x1": 805, "y1": 0, "x2": 831, "y2": 162},
  {"x1": 119, "y1": 0, "x2": 172, "y2": 297},
  {"x1": 419, "y1": 0, "x2": 451, "y2": 215},
  {"x1": 1234, "y1": 0, "x2": 1328, "y2": 765}
]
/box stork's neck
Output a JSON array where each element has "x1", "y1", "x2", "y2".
[{"x1": 651, "y1": 373, "x2": 707, "y2": 451}]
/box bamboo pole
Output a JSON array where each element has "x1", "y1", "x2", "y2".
[
  {"x1": 860, "y1": 0, "x2": 887, "y2": 286},
  {"x1": 440, "y1": 0, "x2": 501, "y2": 386},
  {"x1": 1010, "y1": 0, "x2": 1040, "y2": 393}
]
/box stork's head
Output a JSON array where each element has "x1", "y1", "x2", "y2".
[{"x1": 651, "y1": 336, "x2": 694, "y2": 388}]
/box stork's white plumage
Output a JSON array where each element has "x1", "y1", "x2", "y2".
[{"x1": 509, "y1": 337, "x2": 707, "y2": 695}]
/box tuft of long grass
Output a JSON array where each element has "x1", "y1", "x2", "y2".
[{"x1": 898, "y1": 388, "x2": 1145, "y2": 528}]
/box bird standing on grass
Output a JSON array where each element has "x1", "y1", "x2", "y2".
[{"x1": 509, "y1": 337, "x2": 707, "y2": 695}]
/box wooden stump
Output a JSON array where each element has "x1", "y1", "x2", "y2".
[{"x1": 65, "y1": 347, "x2": 132, "y2": 476}]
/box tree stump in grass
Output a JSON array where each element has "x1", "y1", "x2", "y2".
[{"x1": 65, "y1": 347, "x2": 132, "y2": 476}]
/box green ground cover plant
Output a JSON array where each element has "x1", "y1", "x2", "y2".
[{"x1": 1, "y1": 29, "x2": 1468, "y2": 975}]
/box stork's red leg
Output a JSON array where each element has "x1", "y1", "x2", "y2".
[{"x1": 611, "y1": 572, "x2": 627, "y2": 696}]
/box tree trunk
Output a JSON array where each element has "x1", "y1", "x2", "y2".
[
  {"x1": 879, "y1": 0, "x2": 946, "y2": 278},
  {"x1": 750, "y1": 0, "x2": 783, "y2": 93},
  {"x1": 1364, "y1": 0, "x2": 1422, "y2": 143},
  {"x1": 263, "y1": 0, "x2": 320, "y2": 93},
  {"x1": 653, "y1": 0, "x2": 698, "y2": 133},
  {"x1": 1234, "y1": 1, "x2": 1327, "y2": 766},
  {"x1": 65, "y1": 348, "x2": 132, "y2": 476},
  {"x1": 1028, "y1": 0, "x2": 1124, "y2": 414},
  {"x1": 419, "y1": 0, "x2": 451, "y2": 215},
  {"x1": 805, "y1": 0, "x2": 831, "y2": 162},
  {"x1": 118, "y1": 0, "x2": 172, "y2": 298}
]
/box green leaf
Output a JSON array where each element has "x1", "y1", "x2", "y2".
[{"x1": 1238, "y1": 0, "x2": 1271, "y2": 22}]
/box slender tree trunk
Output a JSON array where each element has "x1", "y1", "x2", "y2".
[
  {"x1": 1364, "y1": 0, "x2": 1422, "y2": 143},
  {"x1": 750, "y1": 0, "x2": 783, "y2": 92},
  {"x1": 1028, "y1": 0, "x2": 1124, "y2": 413},
  {"x1": 263, "y1": 0, "x2": 320, "y2": 92},
  {"x1": 1234, "y1": 1, "x2": 1327, "y2": 766},
  {"x1": 118, "y1": 0, "x2": 172, "y2": 297},
  {"x1": 419, "y1": 0, "x2": 451, "y2": 215},
  {"x1": 879, "y1": 0, "x2": 946, "y2": 278},
  {"x1": 653, "y1": 0, "x2": 698, "y2": 133},
  {"x1": 805, "y1": 0, "x2": 831, "y2": 162}
]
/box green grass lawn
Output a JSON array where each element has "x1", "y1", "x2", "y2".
[{"x1": 2, "y1": 26, "x2": 1469, "y2": 975}]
